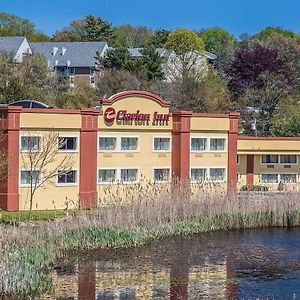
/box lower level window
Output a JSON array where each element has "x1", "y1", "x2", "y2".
[
  {"x1": 209, "y1": 168, "x2": 225, "y2": 181},
  {"x1": 154, "y1": 168, "x2": 170, "y2": 182},
  {"x1": 191, "y1": 168, "x2": 206, "y2": 181},
  {"x1": 280, "y1": 174, "x2": 297, "y2": 183},
  {"x1": 98, "y1": 169, "x2": 116, "y2": 183},
  {"x1": 121, "y1": 169, "x2": 138, "y2": 182},
  {"x1": 261, "y1": 174, "x2": 278, "y2": 184},
  {"x1": 58, "y1": 170, "x2": 77, "y2": 184},
  {"x1": 20, "y1": 170, "x2": 41, "y2": 185}
]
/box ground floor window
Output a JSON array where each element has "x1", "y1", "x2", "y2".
[
  {"x1": 261, "y1": 174, "x2": 278, "y2": 184},
  {"x1": 280, "y1": 174, "x2": 297, "y2": 183},
  {"x1": 209, "y1": 168, "x2": 226, "y2": 181},
  {"x1": 58, "y1": 170, "x2": 77, "y2": 184},
  {"x1": 120, "y1": 169, "x2": 138, "y2": 182},
  {"x1": 98, "y1": 169, "x2": 116, "y2": 183},
  {"x1": 20, "y1": 170, "x2": 41, "y2": 186},
  {"x1": 154, "y1": 168, "x2": 170, "y2": 182},
  {"x1": 191, "y1": 168, "x2": 207, "y2": 181}
]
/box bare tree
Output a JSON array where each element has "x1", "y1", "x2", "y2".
[{"x1": 20, "y1": 131, "x2": 73, "y2": 217}]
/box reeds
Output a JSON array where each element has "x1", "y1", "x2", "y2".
[{"x1": 1, "y1": 182, "x2": 300, "y2": 296}]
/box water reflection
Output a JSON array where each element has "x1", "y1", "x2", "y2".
[{"x1": 41, "y1": 228, "x2": 300, "y2": 299}]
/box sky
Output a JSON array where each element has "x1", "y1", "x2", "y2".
[{"x1": 1, "y1": 0, "x2": 299, "y2": 37}]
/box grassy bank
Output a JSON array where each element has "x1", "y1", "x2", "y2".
[{"x1": 1, "y1": 186, "x2": 300, "y2": 296}]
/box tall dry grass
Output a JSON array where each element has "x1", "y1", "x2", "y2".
[{"x1": 1, "y1": 182, "x2": 300, "y2": 296}]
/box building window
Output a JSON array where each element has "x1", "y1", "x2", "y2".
[
  {"x1": 280, "y1": 155, "x2": 297, "y2": 164},
  {"x1": 261, "y1": 174, "x2": 278, "y2": 184},
  {"x1": 154, "y1": 137, "x2": 170, "y2": 151},
  {"x1": 209, "y1": 168, "x2": 226, "y2": 181},
  {"x1": 210, "y1": 138, "x2": 226, "y2": 151},
  {"x1": 154, "y1": 168, "x2": 170, "y2": 182},
  {"x1": 237, "y1": 155, "x2": 240, "y2": 164},
  {"x1": 20, "y1": 170, "x2": 41, "y2": 186},
  {"x1": 90, "y1": 76, "x2": 95, "y2": 84},
  {"x1": 280, "y1": 174, "x2": 297, "y2": 183},
  {"x1": 21, "y1": 136, "x2": 41, "y2": 152},
  {"x1": 191, "y1": 138, "x2": 207, "y2": 151},
  {"x1": 98, "y1": 169, "x2": 116, "y2": 183},
  {"x1": 58, "y1": 170, "x2": 77, "y2": 184},
  {"x1": 121, "y1": 137, "x2": 138, "y2": 151},
  {"x1": 58, "y1": 137, "x2": 77, "y2": 151},
  {"x1": 120, "y1": 169, "x2": 138, "y2": 182},
  {"x1": 99, "y1": 137, "x2": 117, "y2": 151},
  {"x1": 191, "y1": 168, "x2": 206, "y2": 181},
  {"x1": 261, "y1": 155, "x2": 279, "y2": 164}
]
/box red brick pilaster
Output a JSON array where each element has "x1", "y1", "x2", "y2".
[
  {"x1": 172, "y1": 111, "x2": 192, "y2": 181},
  {"x1": 227, "y1": 112, "x2": 240, "y2": 194},
  {"x1": 246, "y1": 154, "x2": 254, "y2": 185},
  {"x1": 80, "y1": 109, "x2": 99, "y2": 209},
  {"x1": 0, "y1": 107, "x2": 21, "y2": 211}
]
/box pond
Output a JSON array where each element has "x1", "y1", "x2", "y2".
[{"x1": 40, "y1": 227, "x2": 300, "y2": 299}]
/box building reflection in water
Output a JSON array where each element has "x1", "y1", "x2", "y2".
[{"x1": 41, "y1": 256, "x2": 236, "y2": 299}]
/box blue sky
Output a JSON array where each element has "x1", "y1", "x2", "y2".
[{"x1": 1, "y1": 0, "x2": 299, "y2": 37}]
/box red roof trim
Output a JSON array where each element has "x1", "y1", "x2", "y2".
[{"x1": 102, "y1": 90, "x2": 172, "y2": 107}]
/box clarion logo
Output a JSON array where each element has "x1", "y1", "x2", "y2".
[{"x1": 104, "y1": 107, "x2": 169, "y2": 125}]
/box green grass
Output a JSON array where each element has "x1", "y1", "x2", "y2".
[{"x1": 0, "y1": 210, "x2": 66, "y2": 225}]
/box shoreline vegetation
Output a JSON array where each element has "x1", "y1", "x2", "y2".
[{"x1": 1, "y1": 183, "x2": 300, "y2": 296}]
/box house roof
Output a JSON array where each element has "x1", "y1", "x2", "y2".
[
  {"x1": 30, "y1": 41, "x2": 108, "y2": 68},
  {"x1": 128, "y1": 47, "x2": 217, "y2": 60},
  {"x1": 0, "y1": 36, "x2": 26, "y2": 56}
]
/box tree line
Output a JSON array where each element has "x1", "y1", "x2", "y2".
[{"x1": 1, "y1": 12, "x2": 300, "y2": 136}]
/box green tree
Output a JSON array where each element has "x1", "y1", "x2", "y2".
[
  {"x1": 165, "y1": 28, "x2": 205, "y2": 55},
  {"x1": 139, "y1": 44, "x2": 164, "y2": 80},
  {"x1": 148, "y1": 29, "x2": 170, "y2": 48},
  {"x1": 96, "y1": 47, "x2": 131, "y2": 70},
  {"x1": 53, "y1": 16, "x2": 113, "y2": 43},
  {"x1": 0, "y1": 13, "x2": 35, "y2": 36},
  {"x1": 256, "y1": 26, "x2": 295, "y2": 40},
  {"x1": 83, "y1": 15, "x2": 113, "y2": 42},
  {"x1": 270, "y1": 115, "x2": 300, "y2": 137},
  {"x1": 113, "y1": 25, "x2": 151, "y2": 47},
  {"x1": 201, "y1": 27, "x2": 237, "y2": 74},
  {"x1": 164, "y1": 29, "x2": 207, "y2": 83},
  {"x1": 27, "y1": 32, "x2": 51, "y2": 42}
]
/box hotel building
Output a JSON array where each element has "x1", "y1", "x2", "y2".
[{"x1": 0, "y1": 90, "x2": 299, "y2": 211}]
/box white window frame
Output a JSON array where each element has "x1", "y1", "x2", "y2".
[
  {"x1": 153, "y1": 167, "x2": 171, "y2": 183},
  {"x1": 120, "y1": 167, "x2": 139, "y2": 184},
  {"x1": 57, "y1": 135, "x2": 79, "y2": 153},
  {"x1": 209, "y1": 137, "x2": 227, "y2": 152},
  {"x1": 153, "y1": 136, "x2": 171, "y2": 152},
  {"x1": 190, "y1": 167, "x2": 207, "y2": 182},
  {"x1": 120, "y1": 136, "x2": 140, "y2": 152},
  {"x1": 260, "y1": 155, "x2": 279, "y2": 165},
  {"x1": 19, "y1": 169, "x2": 42, "y2": 187},
  {"x1": 279, "y1": 155, "x2": 298, "y2": 165},
  {"x1": 98, "y1": 136, "x2": 118, "y2": 152},
  {"x1": 260, "y1": 173, "x2": 298, "y2": 184},
  {"x1": 57, "y1": 169, "x2": 78, "y2": 186},
  {"x1": 190, "y1": 137, "x2": 207, "y2": 152},
  {"x1": 97, "y1": 168, "x2": 117, "y2": 185},
  {"x1": 20, "y1": 134, "x2": 42, "y2": 153}
]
